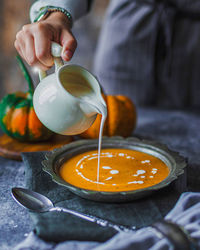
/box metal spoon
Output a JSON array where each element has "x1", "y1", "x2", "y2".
[{"x1": 11, "y1": 187, "x2": 136, "y2": 233}]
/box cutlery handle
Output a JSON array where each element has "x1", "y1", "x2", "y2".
[{"x1": 51, "y1": 206, "x2": 135, "y2": 233}]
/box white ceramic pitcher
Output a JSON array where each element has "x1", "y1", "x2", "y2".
[{"x1": 33, "y1": 42, "x2": 106, "y2": 135}]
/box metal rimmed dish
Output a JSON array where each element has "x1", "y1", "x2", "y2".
[{"x1": 42, "y1": 136, "x2": 187, "y2": 202}]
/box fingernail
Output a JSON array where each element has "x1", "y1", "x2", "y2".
[{"x1": 63, "y1": 50, "x2": 73, "y2": 61}]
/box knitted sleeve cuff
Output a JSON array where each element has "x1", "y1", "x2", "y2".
[{"x1": 30, "y1": 0, "x2": 89, "y2": 23}]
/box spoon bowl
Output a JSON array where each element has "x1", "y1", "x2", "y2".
[{"x1": 12, "y1": 187, "x2": 53, "y2": 212}]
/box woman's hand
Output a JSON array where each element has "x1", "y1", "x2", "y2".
[{"x1": 14, "y1": 12, "x2": 77, "y2": 70}]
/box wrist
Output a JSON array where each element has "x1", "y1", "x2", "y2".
[
  {"x1": 30, "y1": 0, "x2": 88, "y2": 23},
  {"x1": 43, "y1": 12, "x2": 72, "y2": 28},
  {"x1": 34, "y1": 6, "x2": 73, "y2": 28}
]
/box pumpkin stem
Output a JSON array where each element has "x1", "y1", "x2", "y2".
[{"x1": 16, "y1": 55, "x2": 34, "y2": 96}]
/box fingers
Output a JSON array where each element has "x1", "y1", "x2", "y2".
[
  {"x1": 23, "y1": 32, "x2": 50, "y2": 71},
  {"x1": 15, "y1": 24, "x2": 53, "y2": 70},
  {"x1": 15, "y1": 31, "x2": 26, "y2": 59},
  {"x1": 33, "y1": 23, "x2": 54, "y2": 68},
  {"x1": 60, "y1": 29, "x2": 77, "y2": 61}
]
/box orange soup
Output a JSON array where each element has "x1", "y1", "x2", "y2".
[{"x1": 59, "y1": 148, "x2": 169, "y2": 192}]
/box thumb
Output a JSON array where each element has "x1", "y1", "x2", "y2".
[{"x1": 60, "y1": 29, "x2": 77, "y2": 61}]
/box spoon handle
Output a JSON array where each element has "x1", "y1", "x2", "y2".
[{"x1": 51, "y1": 206, "x2": 135, "y2": 232}]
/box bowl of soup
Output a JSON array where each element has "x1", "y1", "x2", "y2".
[{"x1": 42, "y1": 136, "x2": 187, "y2": 202}]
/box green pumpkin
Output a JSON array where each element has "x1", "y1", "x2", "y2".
[{"x1": 0, "y1": 55, "x2": 53, "y2": 142}]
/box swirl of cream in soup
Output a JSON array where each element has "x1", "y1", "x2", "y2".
[{"x1": 59, "y1": 148, "x2": 169, "y2": 192}]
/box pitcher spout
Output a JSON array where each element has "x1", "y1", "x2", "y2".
[{"x1": 79, "y1": 99, "x2": 107, "y2": 117}]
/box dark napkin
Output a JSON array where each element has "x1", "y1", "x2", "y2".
[{"x1": 22, "y1": 151, "x2": 185, "y2": 243}]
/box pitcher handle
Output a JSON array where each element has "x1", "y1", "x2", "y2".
[{"x1": 39, "y1": 42, "x2": 64, "y2": 81}]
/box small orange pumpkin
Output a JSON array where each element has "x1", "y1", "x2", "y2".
[
  {"x1": 80, "y1": 95, "x2": 137, "y2": 138},
  {"x1": 0, "y1": 55, "x2": 53, "y2": 142}
]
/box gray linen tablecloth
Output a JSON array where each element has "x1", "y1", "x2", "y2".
[
  {"x1": 14, "y1": 192, "x2": 200, "y2": 250},
  {"x1": 0, "y1": 108, "x2": 200, "y2": 250}
]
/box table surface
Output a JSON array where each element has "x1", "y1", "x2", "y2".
[{"x1": 1, "y1": 108, "x2": 200, "y2": 250}]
